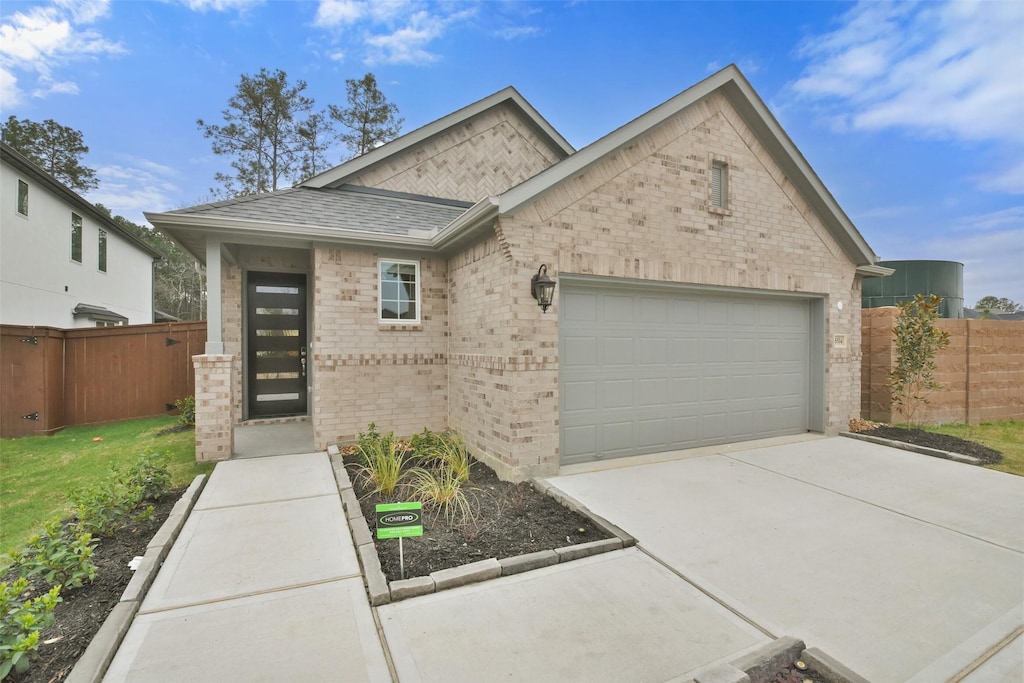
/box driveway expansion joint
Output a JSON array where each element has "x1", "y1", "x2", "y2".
[{"x1": 721, "y1": 453, "x2": 1023, "y2": 554}]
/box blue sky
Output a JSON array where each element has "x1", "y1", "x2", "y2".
[{"x1": 2, "y1": 0, "x2": 1022, "y2": 307}]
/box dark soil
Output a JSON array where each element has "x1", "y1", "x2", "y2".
[
  {"x1": 762, "y1": 662, "x2": 830, "y2": 683},
  {"x1": 345, "y1": 458, "x2": 612, "y2": 582},
  {"x1": 3, "y1": 490, "x2": 181, "y2": 683},
  {"x1": 860, "y1": 426, "x2": 1003, "y2": 465}
]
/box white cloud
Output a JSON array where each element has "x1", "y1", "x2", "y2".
[
  {"x1": 0, "y1": 1, "x2": 125, "y2": 102},
  {"x1": 492, "y1": 25, "x2": 540, "y2": 40},
  {"x1": 0, "y1": 66, "x2": 20, "y2": 107},
  {"x1": 32, "y1": 78, "x2": 79, "y2": 98},
  {"x1": 91, "y1": 158, "x2": 182, "y2": 226},
  {"x1": 793, "y1": 1, "x2": 1024, "y2": 145},
  {"x1": 314, "y1": 0, "x2": 474, "y2": 66},
  {"x1": 981, "y1": 160, "x2": 1024, "y2": 196},
  {"x1": 181, "y1": 0, "x2": 264, "y2": 12}
]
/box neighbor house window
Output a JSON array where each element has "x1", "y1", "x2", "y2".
[
  {"x1": 379, "y1": 259, "x2": 420, "y2": 323},
  {"x1": 71, "y1": 213, "x2": 83, "y2": 263},
  {"x1": 98, "y1": 229, "x2": 107, "y2": 272},
  {"x1": 710, "y1": 160, "x2": 728, "y2": 209},
  {"x1": 17, "y1": 180, "x2": 28, "y2": 215}
]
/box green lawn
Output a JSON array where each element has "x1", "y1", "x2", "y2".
[
  {"x1": 922, "y1": 421, "x2": 1024, "y2": 477},
  {"x1": 0, "y1": 416, "x2": 214, "y2": 557}
]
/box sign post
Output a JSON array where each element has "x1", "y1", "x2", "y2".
[{"x1": 375, "y1": 502, "x2": 423, "y2": 579}]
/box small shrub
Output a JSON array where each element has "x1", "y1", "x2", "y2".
[
  {"x1": 70, "y1": 479, "x2": 135, "y2": 536},
  {"x1": 0, "y1": 579, "x2": 62, "y2": 680},
  {"x1": 430, "y1": 433, "x2": 471, "y2": 483},
  {"x1": 174, "y1": 396, "x2": 196, "y2": 427},
  {"x1": 354, "y1": 431, "x2": 410, "y2": 497},
  {"x1": 408, "y1": 465, "x2": 472, "y2": 524},
  {"x1": 120, "y1": 450, "x2": 172, "y2": 502},
  {"x1": 8, "y1": 519, "x2": 96, "y2": 590},
  {"x1": 409, "y1": 427, "x2": 446, "y2": 460},
  {"x1": 70, "y1": 451, "x2": 171, "y2": 536}
]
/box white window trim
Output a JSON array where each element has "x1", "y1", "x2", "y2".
[{"x1": 378, "y1": 258, "x2": 421, "y2": 324}]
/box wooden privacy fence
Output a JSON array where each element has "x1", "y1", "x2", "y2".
[
  {"x1": 1, "y1": 322, "x2": 207, "y2": 438},
  {"x1": 862, "y1": 308, "x2": 1024, "y2": 425}
]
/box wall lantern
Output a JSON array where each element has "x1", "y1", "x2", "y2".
[{"x1": 531, "y1": 264, "x2": 556, "y2": 313}]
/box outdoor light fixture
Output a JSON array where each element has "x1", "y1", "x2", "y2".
[{"x1": 531, "y1": 264, "x2": 556, "y2": 313}]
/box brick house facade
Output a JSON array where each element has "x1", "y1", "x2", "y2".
[{"x1": 148, "y1": 66, "x2": 891, "y2": 477}]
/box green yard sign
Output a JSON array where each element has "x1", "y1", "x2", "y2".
[{"x1": 375, "y1": 501, "x2": 423, "y2": 539}]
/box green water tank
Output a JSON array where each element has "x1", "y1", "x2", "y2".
[{"x1": 861, "y1": 260, "x2": 964, "y2": 318}]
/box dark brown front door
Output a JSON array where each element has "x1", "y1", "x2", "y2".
[{"x1": 246, "y1": 272, "x2": 308, "y2": 418}]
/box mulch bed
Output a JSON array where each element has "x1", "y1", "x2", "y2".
[
  {"x1": 344, "y1": 458, "x2": 611, "y2": 582},
  {"x1": 857, "y1": 425, "x2": 1003, "y2": 465},
  {"x1": 3, "y1": 490, "x2": 181, "y2": 683}
]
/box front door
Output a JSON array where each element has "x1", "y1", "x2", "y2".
[{"x1": 246, "y1": 272, "x2": 308, "y2": 418}]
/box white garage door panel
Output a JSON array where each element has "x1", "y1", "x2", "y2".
[{"x1": 560, "y1": 285, "x2": 811, "y2": 465}]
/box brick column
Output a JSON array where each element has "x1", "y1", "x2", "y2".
[{"x1": 193, "y1": 354, "x2": 235, "y2": 462}]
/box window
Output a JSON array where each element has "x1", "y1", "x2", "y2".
[
  {"x1": 379, "y1": 259, "x2": 419, "y2": 323},
  {"x1": 98, "y1": 229, "x2": 107, "y2": 272},
  {"x1": 17, "y1": 180, "x2": 28, "y2": 215},
  {"x1": 710, "y1": 160, "x2": 728, "y2": 209},
  {"x1": 71, "y1": 213, "x2": 83, "y2": 263}
]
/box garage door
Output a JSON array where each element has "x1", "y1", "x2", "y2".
[{"x1": 560, "y1": 283, "x2": 811, "y2": 465}]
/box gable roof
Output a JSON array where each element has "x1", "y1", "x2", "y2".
[
  {"x1": 449, "y1": 64, "x2": 881, "y2": 268},
  {"x1": 300, "y1": 86, "x2": 575, "y2": 190},
  {"x1": 149, "y1": 66, "x2": 888, "y2": 272},
  {"x1": 1, "y1": 141, "x2": 162, "y2": 260}
]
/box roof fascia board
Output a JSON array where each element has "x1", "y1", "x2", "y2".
[
  {"x1": 300, "y1": 87, "x2": 574, "y2": 189},
  {"x1": 431, "y1": 197, "x2": 498, "y2": 253},
  {"x1": 498, "y1": 65, "x2": 880, "y2": 267},
  {"x1": 856, "y1": 264, "x2": 896, "y2": 278},
  {"x1": 2, "y1": 142, "x2": 163, "y2": 260},
  {"x1": 719, "y1": 73, "x2": 879, "y2": 266}
]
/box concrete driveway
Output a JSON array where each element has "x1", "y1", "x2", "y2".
[{"x1": 546, "y1": 436, "x2": 1024, "y2": 683}]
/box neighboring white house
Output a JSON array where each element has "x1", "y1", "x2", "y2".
[{"x1": 1, "y1": 141, "x2": 160, "y2": 328}]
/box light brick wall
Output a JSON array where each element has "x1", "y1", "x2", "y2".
[
  {"x1": 451, "y1": 91, "x2": 863, "y2": 474},
  {"x1": 862, "y1": 307, "x2": 1024, "y2": 424},
  {"x1": 345, "y1": 103, "x2": 565, "y2": 201},
  {"x1": 193, "y1": 354, "x2": 234, "y2": 461},
  {"x1": 311, "y1": 247, "x2": 448, "y2": 448}
]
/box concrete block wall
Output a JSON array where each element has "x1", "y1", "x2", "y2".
[
  {"x1": 863, "y1": 307, "x2": 1024, "y2": 424},
  {"x1": 311, "y1": 247, "x2": 448, "y2": 448},
  {"x1": 345, "y1": 103, "x2": 565, "y2": 202},
  {"x1": 481, "y1": 91, "x2": 862, "y2": 472}
]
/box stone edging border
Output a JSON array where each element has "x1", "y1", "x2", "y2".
[
  {"x1": 65, "y1": 475, "x2": 208, "y2": 683},
  {"x1": 840, "y1": 431, "x2": 983, "y2": 464},
  {"x1": 328, "y1": 448, "x2": 636, "y2": 606},
  {"x1": 687, "y1": 635, "x2": 870, "y2": 683}
]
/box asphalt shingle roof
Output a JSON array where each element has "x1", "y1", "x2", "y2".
[{"x1": 168, "y1": 185, "x2": 471, "y2": 237}]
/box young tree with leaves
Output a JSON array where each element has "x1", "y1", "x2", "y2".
[
  {"x1": 329, "y1": 73, "x2": 403, "y2": 158},
  {"x1": 1, "y1": 116, "x2": 99, "y2": 192},
  {"x1": 198, "y1": 68, "x2": 317, "y2": 196},
  {"x1": 888, "y1": 294, "x2": 951, "y2": 426}
]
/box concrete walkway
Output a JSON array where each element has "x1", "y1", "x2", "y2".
[
  {"x1": 104, "y1": 453, "x2": 391, "y2": 682},
  {"x1": 103, "y1": 438, "x2": 1024, "y2": 682}
]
